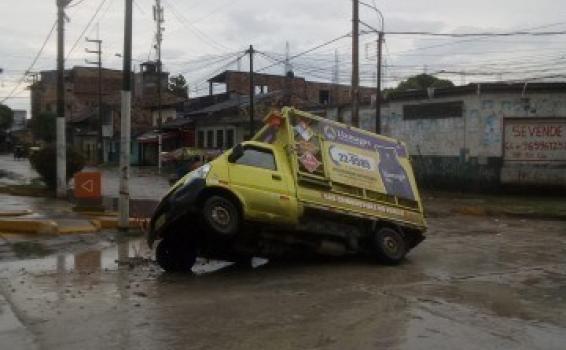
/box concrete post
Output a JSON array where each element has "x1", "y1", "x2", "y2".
[{"x1": 56, "y1": 0, "x2": 67, "y2": 198}]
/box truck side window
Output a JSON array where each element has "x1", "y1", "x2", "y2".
[{"x1": 235, "y1": 147, "x2": 277, "y2": 171}]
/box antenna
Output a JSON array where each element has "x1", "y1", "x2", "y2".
[{"x1": 284, "y1": 41, "x2": 292, "y2": 75}]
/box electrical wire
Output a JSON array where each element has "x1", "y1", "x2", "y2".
[
  {"x1": 382, "y1": 31, "x2": 566, "y2": 37},
  {"x1": 67, "y1": 0, "x2": 90, "y2": 8},
  {"x1": 1, "y1": 20, "x2": 57, "y2": 104},
  {"x1": 164, "y1": 0, "x2": 235, "y2": 52},
  {"x1": 65, "y1": 0, "x2": 108, "y2": 60},
  {"x1": 256, "y1": 33, "x2": 352, "y2": 73}
]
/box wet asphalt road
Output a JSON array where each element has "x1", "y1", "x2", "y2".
[{"x1": 1, "y1": 214, "x2": 566, "y2": 350}]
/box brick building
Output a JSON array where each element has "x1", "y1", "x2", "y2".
[
  {"x1": 30, "y1": 63, "x2": 185, "y2": 164},
  {"x1": 208, "y1": 70, "x2": 376, "y2": 106}
]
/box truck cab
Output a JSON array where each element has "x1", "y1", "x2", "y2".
[{"x1": 149, "y1": 107, "x2": 426, "y2": 271}]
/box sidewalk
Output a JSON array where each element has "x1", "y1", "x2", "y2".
[
  {"x1": 0, "y1": 154, "x2": 171, "y2": 201},
  {"x1": 82, "y1": 165, "x2": 171, "y2": 201},
  {"x1": 0, "y1": 156, "x2": 145, "y2": 238},
  {"x1": 423, "y1": 190, "x2": 566, "y2": 221}
]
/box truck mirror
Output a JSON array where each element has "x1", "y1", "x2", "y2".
[{"x1": 228, "y1": 144, "x2": 244, "y2": 163}]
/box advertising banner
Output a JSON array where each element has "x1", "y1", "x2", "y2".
[{"x1": 290, "y1": 114, "x2": 416, "y2": 201}]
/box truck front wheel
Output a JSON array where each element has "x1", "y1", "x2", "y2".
[
  {"x1": 373, "y1": 227, "x2": 407, "y2": 264},
  {"x1": 202, "y1": 195, "x2": 240, "y2": 236}
]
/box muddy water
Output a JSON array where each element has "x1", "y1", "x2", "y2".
[{"x1": 0, "y1": 215, "x2": 565, "y2": 350}]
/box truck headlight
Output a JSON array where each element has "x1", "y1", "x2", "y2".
[{"x1": 182, "y1": 163, "x2": 211, "y2": 184}]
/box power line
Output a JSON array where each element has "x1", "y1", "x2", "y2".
[
  {"x1": 381, "y1": 30, "x2": 566, "y2": 37},
  {"x1": 67, "y1": 0, "x2": 90, "y2": 8},
  {"x1": 1, "y1": 20, "x2": 57, "y2": 104},
  {"x1": 256, "y1": 33, "x2": 352, "y2": 73},
  {"x1": 386, "y1": 21, "x2": 566, "y2": 56},
  {"x1": 164, "y1": 0, "x2": 235, "y2": 52},
  {"x1": 65, "y1": 0, "x2": 108, "y2": 60}
]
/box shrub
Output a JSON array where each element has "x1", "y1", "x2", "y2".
[
  {"x1": 29, "y1": 144, "x2": 86, "y2": 190},
  {"x1": 30, "y1": 112, "x2": 56, "y2": 143}
]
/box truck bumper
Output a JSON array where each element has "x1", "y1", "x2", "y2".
[{"x1": 148, "y1": 178, "x2": 206, "y2": 248}]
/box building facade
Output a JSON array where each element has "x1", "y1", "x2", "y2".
[
  {"x1": 30, "y1": 64, "x2": 184, "y2": 164},
  {"x1": 326, "y1": 83, "x2": 566, "y2": 190}
]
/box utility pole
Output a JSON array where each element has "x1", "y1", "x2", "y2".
[
  {"x1": 56, "y1": 0, "x2": 68, "y2": 199},
  {"x1": 375, "y1": 31, "x2": 384, "y2": 134},
  {"x1": 119, "y1": 0, "x2": 133, "y2": 230},
  {"x1": 247, "y1": 45, "x2": 255, "y2": 138},
  {"x1": 333, "y1": 49, "x2": 339, "y2": 85},
  {"x1": 85, "y1": 36, "x2": 103, "y2": 163},
  {"x1": 351, "y1": 0, "x2": 360, "y2": 127},
  {"x1": 153, "y1": 0, "x2": 164, "y2": 172},
  {"x1": 333, "y1": 49, "x2": 340, "y2": 105},
  {"x1": 358, "y1": 1, "x2": 385, "y2": 134}
]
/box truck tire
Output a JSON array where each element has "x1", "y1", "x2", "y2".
[
  {"x1": 373, "y1": 227, "x2": 407, "y2": 264},
  {"x1": 156, "y1": 235, "x2": 197, "y2": 272},
  {"x1": 202, "y1": 195, "x2": 240, "y2": 236}
]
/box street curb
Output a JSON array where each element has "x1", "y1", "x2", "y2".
[
  {"x1": 0, "y1": 220, "x2": 58, "y2": 235},
  {"x1": 91, "y1": 217, "x2": 144, "y2": 230},
  {"x1": 0, "y1": 210, "x2": 33, "y2": 217},
  {"x1": 425, "y1": 206, "x2": 566, "y2": 221},
  {"x1": 57, "y1": 222, "x2": 100, "y2": 235}
]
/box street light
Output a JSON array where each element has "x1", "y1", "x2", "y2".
[
  {"x1": 115, "y1": 53, "x2": 142, "y2": 62},
  {"x1": 359, "y1": 1, "x2": 384, "y2": 134}
]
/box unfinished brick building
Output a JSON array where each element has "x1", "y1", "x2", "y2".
[{"x1": 208, "y1": 70, "x2": 376, "y2": 106}]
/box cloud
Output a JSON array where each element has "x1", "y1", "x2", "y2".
[{"x1": 2, "y1": 0, "x2": 566, "y2": 112}]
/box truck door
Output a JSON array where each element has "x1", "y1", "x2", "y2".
[{"x1": 228, "y1": 144, "x2": 293, "y2": 223}]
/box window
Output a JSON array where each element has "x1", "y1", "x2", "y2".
[
  {"x1": 206, "y1": 130, "x2": 214, "y2": 149},
  {"x1": 403, "y1": 101, "x2": 464, "y2": 120},
  {"x1": 197, "y1": 131, "x2": 205, "y2": 148},
  {"x1": 226, "y1": 129, "x2": 235, "y2": 148},
  {"x1": 319, "y1": 90, "x2": 330, "y2": 105},
  {"x1": 235, "y1": 147, "x2": 276, "y2": 171},
  {"x1": 255, "y1": 85, "x2": 269, "y2": 95},
  {"x1": 216, "y1": 130, "x2": 224, "y2": 149}
]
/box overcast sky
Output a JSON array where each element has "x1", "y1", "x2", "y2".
[{"x1": 2, "y1": 0, "x2": 566, "y2": 113}]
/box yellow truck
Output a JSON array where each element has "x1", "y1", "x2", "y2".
[{"x1": 148, "y1": 107, "x2": 427, "y2": 271}]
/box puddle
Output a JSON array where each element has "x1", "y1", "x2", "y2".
[{"x1": 0, "y1": 238, "x2": 270, "y2": 279}]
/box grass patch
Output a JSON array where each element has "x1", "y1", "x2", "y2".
[{"x1": 11, "y1": 241, "x2": 52, "y2": 258}]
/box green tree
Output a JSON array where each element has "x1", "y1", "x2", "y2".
[
  {"x1": 389, "y1": 74, "x2": 454, "y2": 93},
  {"x1": 169, "y1": 74, "x2": 188, "y2": 98},
  {"x1": 0, "y1": 104, "x2": 14, "y2": 132},
  {"x1": 31, "y1": 112, "x2": 56, "y2": 143}
]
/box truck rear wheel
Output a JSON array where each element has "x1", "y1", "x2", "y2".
[
  {"x1": 156, "y1": 235, "x2": 197, "y2": 272},
  {"x1": 373, "y1": 227, "x2": 407, "y2": 264},
  {"x1": 202, "y1": 195, "x2": 240, "y2": 236}
]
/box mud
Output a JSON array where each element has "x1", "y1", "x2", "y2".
[{"x1": 1, "y1": 215, "x2": 566, "y2": 350}]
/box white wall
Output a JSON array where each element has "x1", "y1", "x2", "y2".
[{"x1": 381, "y1": 92, "x2": 566, "y2": 159}]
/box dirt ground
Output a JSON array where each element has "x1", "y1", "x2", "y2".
[{"x1": 1, "y1": 213, "x2": 566, "y2": 350}]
